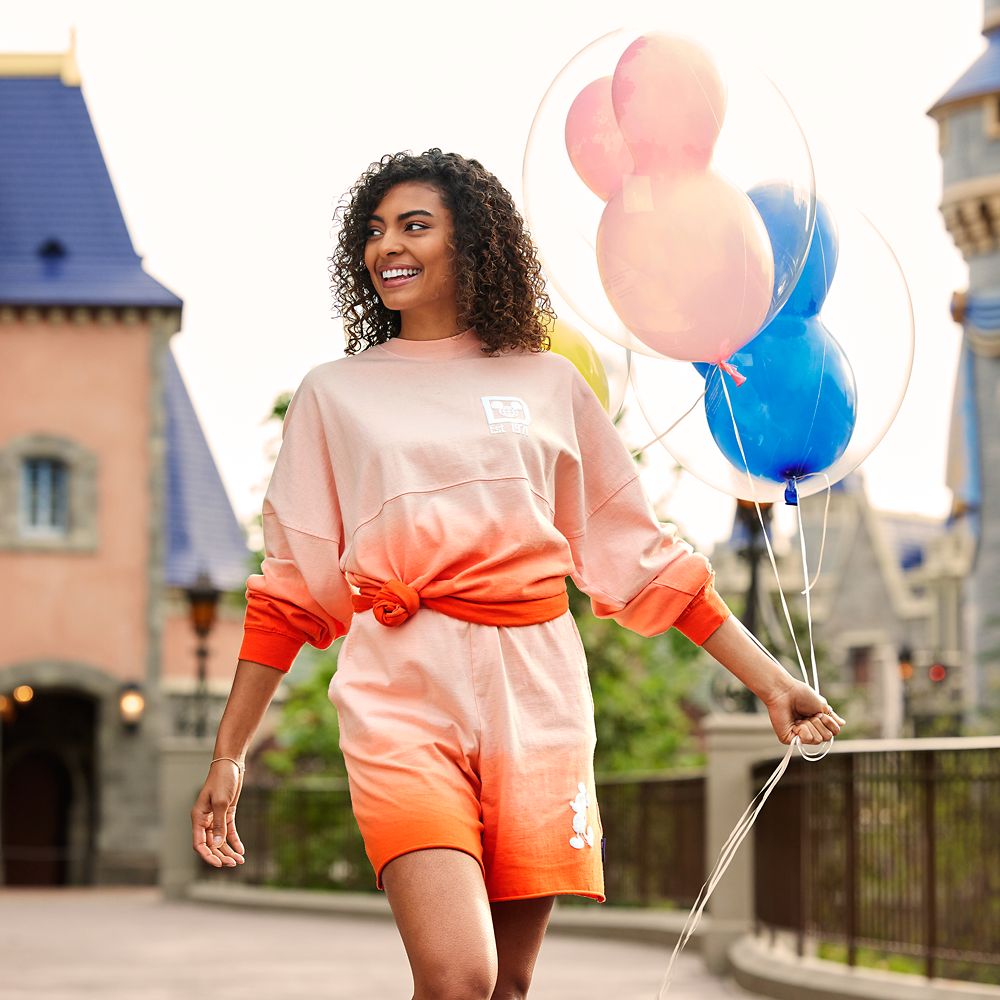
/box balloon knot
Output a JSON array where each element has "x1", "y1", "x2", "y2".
[{"x1": 718, "y1": 360, "x2": 747, "y2": 387}]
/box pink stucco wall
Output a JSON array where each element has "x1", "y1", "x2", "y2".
[{"x1": 1, "y1": 317, "x2": 155, "y2": 682}]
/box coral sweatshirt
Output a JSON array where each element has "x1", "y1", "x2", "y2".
[{"x1": 239, "y1": 327, "x2": 730, "y2": 672}]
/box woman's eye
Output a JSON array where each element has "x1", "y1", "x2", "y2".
[
  {"x1": 405, "y1": 222, "x2": 428, "y2": 232},
  {"x1": 365, "y1": 227, "x2": 382, "y2": 238}
]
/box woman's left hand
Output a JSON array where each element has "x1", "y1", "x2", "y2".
[{"x1": 763, "y1": 677, "x2": 845, "y2": 746}]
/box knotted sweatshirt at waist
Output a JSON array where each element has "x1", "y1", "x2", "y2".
[{"x1": 351, "y1": 578, "x2": 569, "y2": 628}]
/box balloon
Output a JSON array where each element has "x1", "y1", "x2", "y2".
[
  {"x1": 629, "y1": 197, "x2": 913, "y2": 502},
  {"x1": 782, "y1": 198, "x2": 839, "y2": 316},
  {"x1": 547, "y1": 319, "x2": 611, "y2": 411},
  {"x1": 596, "y1": 171, "x2": 774, "y2": 362},
  {"x1": 523, "y1": 26, "x2": 815, "y2": 359},
  {"x1": 565, "y1": 77, "x2": 634, "y2": 201},
  {"x1": 611, "y1": 33, "x2": 726, "y2": 175},
  {"x1": 702, "y1": 315, "x2": 857, "y2": 484},
  {"x1": 748, "y1": 182, "x2": 817, "y2": 324}
]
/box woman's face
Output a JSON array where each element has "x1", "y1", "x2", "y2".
[{"x1": 364, "y1": 181, "x2": 458, "y2": 315}]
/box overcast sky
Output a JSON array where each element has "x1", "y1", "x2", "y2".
[{"x1": 4, "y1": 1, "x2": 984, "y2": 550}]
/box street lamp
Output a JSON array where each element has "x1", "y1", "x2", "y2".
[
  {"x1": 732, "y1": 499, "x2": 774, "y2": 713},
  {"x1": 183, "y1": 569, "x2": 220, "y2": 739},
  {"x1": 898, "y1": 645, "x2": 914, "y2": 737},
  {"x1": 118, "y1": 682, "x2": 145, "y2": 732}
]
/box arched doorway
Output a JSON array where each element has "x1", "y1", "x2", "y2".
[{"x1": 1, "y1": 689, "x2": 97, "y2": 885}]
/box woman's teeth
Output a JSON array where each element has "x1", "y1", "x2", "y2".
[{"x1": 381, "y1": 267, "x2": 421, "y2": 283}]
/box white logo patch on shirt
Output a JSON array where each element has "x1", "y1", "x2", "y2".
[{"x1": 481, "y1": 395, "x2": 531, "y2": 435}]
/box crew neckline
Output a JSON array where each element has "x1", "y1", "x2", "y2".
[{"x1": 378, "y1": 327, "x2": 484, "y2": 361}]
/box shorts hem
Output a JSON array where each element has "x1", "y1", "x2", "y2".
[
  {"x1": 487, "y1": 888, "x2": 606, "y2": 904},
  {"x1": 374, "y1": 842, "x2": 486, "y2": 890}
]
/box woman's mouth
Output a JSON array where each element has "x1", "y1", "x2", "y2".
[{"x1": 380, "y1": 267, "x2": 422, "y2": 288}]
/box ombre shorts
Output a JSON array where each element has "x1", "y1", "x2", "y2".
[{"x1": 327, "y1": 606, "x2": 606, "y2": 903}]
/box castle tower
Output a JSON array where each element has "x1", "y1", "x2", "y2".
[
  {"x1": 0, "y1": 39, "x2": 252, "y2": 883},
  {"x1": 930, "y1": 0, "x2": 1000, "y2": 719}
]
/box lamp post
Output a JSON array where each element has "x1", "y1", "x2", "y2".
[
  {"x1": 733, "y1": 499, "x2": 774, "y2": 713},
  {"x1": 183, "y1": 570, "x2": 220, "y2": 739},
  {"x1": 898, "y1": 645, "x2": 914, "y2": 738}
]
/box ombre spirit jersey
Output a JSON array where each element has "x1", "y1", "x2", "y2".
[{"x1": 239, "y1": 327, "x2": 730, "y2": 671}]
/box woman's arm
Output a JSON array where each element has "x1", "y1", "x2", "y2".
[
  {"x1": 190, "y1": 659, "x2": 285, "y2": 868},
  {"x1": 701, "y1": 616, "x2": 845, "y2": 745},
  {"x1": 213, "y1": 658, "x2": 286, "y2": 762}
]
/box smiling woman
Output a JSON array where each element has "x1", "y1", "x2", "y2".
[
  {"x1": 192, "y1": 148, "x2": 843, "y2": 1000},
  {"x1": 329, "y1": 148, "x2": 555, "y2": 356},
  {"x1": 362, "y1": 182, "x2": 460, "y2": 339}
]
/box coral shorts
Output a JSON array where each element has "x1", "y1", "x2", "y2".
[{"x1": 327, "y1": 606, "x2": 606, "y2": 903}]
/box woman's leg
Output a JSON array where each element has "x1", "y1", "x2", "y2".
[
  {"x1": 382, "y1": 847, "x2": 498, "y2": 1000},
  {"x1": 489, "y1": 896, "x2": 555, "y2": 1000}
]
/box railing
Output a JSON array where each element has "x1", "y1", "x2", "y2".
[
  {"x1": 595, "y1": 771, "x2": 705, "y2": 907},
  {"x1": 752, "y1": 740, "x2": 1000, "y2": 987},
  {"x1": 198, "y1": 771, "x2": 707, "y2": 908}
]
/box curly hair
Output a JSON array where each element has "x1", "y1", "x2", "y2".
[{"x1": 330, "y1": 149, "x2": 556, "y2": 357}]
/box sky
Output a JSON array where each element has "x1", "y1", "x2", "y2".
[{"x1": 3, "y1": 0, "x2": 985, "y2": 550}]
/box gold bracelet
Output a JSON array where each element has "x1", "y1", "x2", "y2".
[{"x1": 210, "y1": 756, "x2": 246, "y2": 774}]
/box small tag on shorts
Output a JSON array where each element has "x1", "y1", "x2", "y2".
[{"x1": 601, "y1": 835, "x2": 606, "y2": 866}]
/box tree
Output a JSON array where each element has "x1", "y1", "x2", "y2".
[{"x1": 569, "y1": 578, "x2": 705, "y2": 775}]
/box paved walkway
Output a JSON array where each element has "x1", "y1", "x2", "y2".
[{"x1": 0, "y1": 888, "x2": 756, "y2": 999}]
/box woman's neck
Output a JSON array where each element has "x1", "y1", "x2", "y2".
[{"x1": 397, "y1": 302, "x2": 462, "y2": 342}]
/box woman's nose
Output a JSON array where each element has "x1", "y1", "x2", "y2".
[{"x1": 381, "y1": 230, "x2": 405, "y2": 254}]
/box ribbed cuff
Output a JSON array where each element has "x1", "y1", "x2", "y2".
[
  {"x1": 238, "y1": 628, "x2": 304, "y2": 672},
  {"x1": 673, "y1": 581, "x2": 731, "y2": 645}
]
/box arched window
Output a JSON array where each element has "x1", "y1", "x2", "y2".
[{"x1": 20, "y1": 457, "x2": 70, "y2": 535}]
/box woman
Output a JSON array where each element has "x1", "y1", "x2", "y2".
[{"x1": 191, "y1": 149, "x2": 843, "y2": 1000}]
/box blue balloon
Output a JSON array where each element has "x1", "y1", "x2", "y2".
[
  {"x1": 703, "y1": 315, "x2": 857, "y2": 485},
  {"x1": 783, "y1": 199, "x2": 839, "y2": 317},
  {"x1": 747, "y1": 183, "x2": 815, "y2": 317}
]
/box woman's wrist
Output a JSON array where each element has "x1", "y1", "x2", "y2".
[{"x1": 210, "y1": 755, "x2": 246, "y2": 773}]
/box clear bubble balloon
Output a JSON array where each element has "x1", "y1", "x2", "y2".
[
  {"x1": 629, "y1": 198, "x2": 914, "y2": 502},
  {"x1": 523, "y1": 24, "x2": 816, "y2": 360},
  {"x1": 545, "y1": 305, "x2": 632, "y2": 417}
]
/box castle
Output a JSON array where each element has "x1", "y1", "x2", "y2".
[{"x1": 0, "y1": 40, "x2": 253, "y2": 883}]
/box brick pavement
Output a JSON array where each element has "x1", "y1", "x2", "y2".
[{"x1": 0, "y1": 888, "x2": 757, "y2": 999}]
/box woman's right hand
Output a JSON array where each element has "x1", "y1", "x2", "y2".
[{"x1": 191, "y1": 759, "x2": 246, "y2": 868}]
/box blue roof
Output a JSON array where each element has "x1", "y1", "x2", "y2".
[
  {"x1": 0, "y1": 75, "x2": 181, "y2": 308},
  {"x1": 164, "y1": 346, "x2": 252, "y2": 592},
  {"x1": 880, "y1": 514, "x2": 946, "y2": 574},
  {"x1": 931, "y1": 33, "x2": 1000, "y2": 113},
  {"x1": 966, "y1": 292, "x2": 1000, "y2": 331}
]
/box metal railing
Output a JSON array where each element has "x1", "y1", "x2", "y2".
[
  {"x1": 752, "y1": 740, "x2": 1000, "y2": 986},
  {"x1": 198, "y1": 771, "x2": 707, "y2": 909}
]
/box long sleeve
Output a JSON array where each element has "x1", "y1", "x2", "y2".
[
  {"x1": 238, "y1": 370, "x2": 355, "y2": 672},
  {"x1": 555, "y1": 366, "x2": 731, "y2": 645}
]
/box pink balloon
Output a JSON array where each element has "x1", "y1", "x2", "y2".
[
  {"x1": 565, "y1": 77, "x2": 635, "y2": 201},
  {"x1": 612, "y1": 33, "x2": 726, "y2": 174},
  {"x1": 595, "y1": 172, "x2": 774, "y2": 362}
]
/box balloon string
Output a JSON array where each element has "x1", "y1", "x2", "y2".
[
  {"x1": 796, "y1": 495, "x2": 821, "y2": 701},
  {"x1": 801, "y1": 473, "x2": 832, "y2": 595},
  {"x1": 656, "y1": 738, "x2": 799, "y2": 998},
  {"x1": 793, "y1": 493, "x2": 833, "y2": 763},
  {"x1": 718, "y1": 374, "x2": 809, "y2": 687},
  {"x1": 630, "y1": 387, "x2": 707, "y2": 458},
  {"x1": 656, "y1": 370, "x2": 834, "y2": 996}
]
